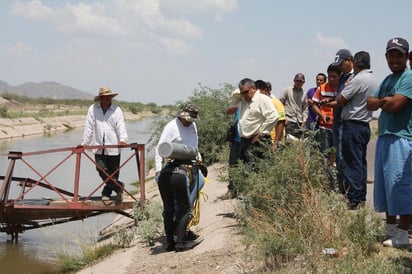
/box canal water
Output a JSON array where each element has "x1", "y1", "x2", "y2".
[{"x1": 0, "y1": 118, "x2": 155, "y2": 274}]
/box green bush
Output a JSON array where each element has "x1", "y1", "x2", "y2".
[
  {"x1": 233, "y1": 138, "x2": 386, "y2": 272},
  {"x1": 134, "y1": 200, "x2": 164, "y2": 246},
  {"x1": 189, "y1": 83, "x2": 235, "y2": 165},
  {"x1": 148, "y1": 83, "x2": 235, "y2": 165},
  {"x1": 0, "y1": 105, "x2": 7, "y2": 117}
]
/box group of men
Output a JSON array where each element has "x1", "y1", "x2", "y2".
[
  {"x1": 227, "y1": 37, "x2": 412, "y2": 249},
  {"x1": 80, "y1": 36, "x2": 412, "y2": 251},
  {"x1": 82, "y1": 90, "x2": 203, "y2": 252}
]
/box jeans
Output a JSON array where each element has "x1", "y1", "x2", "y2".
[
  {"x1": 306, "y1": 121, "x2": 318, "y2": 131},
  {"x1": 318, "y1": 127, "x2": 333, "y2": 154},
  {"x1": 341, "y1": 120, "x2": 370, "y2": 204}
]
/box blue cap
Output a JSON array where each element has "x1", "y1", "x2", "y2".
[{"x1": 332, "y1": 49, "x2": 353, "y2": 66}]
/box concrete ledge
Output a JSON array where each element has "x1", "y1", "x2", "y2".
[
  {"x1": 0, "y1": 115, "x2": 86, "y2": 140},
  {"x1": 0, "y1": 112, "x2": 151, "y2": 141}
]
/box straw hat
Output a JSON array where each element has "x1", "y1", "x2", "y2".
[{"x1": 94, "y1": 87, "x2": 118, "y2": 101}]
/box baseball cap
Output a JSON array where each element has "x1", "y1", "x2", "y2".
[
  {"x1": 177, "y1": 104, "x2": 199, "y2": 122},
  {"x1": 294, "y1": 73, "x2": 305, "y2": 81},
  {"x1": 386, "y1": 37, "x2": 409, "y2": 54},
  {"x1": 332, "y1": 49, "x2": 353, "y2": 66}
]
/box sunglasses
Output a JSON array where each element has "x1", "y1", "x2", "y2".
[{"x1": 240, "y1": 88, "x2": 251, "y2": 95}]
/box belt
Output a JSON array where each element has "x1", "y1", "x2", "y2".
[
  {"x1": 343, "y1": 120, "x2": 369, "y2": 126},
  {"x1": 163, "y1": 166, "x2": 187, "y2": 176},
  {"x1": 241, "y1": 135, "x2": 270, "y2": 141}
]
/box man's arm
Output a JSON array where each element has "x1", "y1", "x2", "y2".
[
  {"x1": 366, "y1": 96, "x2": 382, "y2": 111},
  {"x1": 381, "y1": 94, "x2": 410, "y2": 112},
  {"x1": 311, "y1": 102, "x2": 328, "y2": 124},
  {"x1": 367, "y1": 94, "x2": 409, "y2": 112},
  {"x1": 335, "y1": 95, "x2": 348, "y2": 107},
  {"x1": 274, "y1": 120, "x2": 285, "y2": 142},
  {"x1": 227, "y1": 107, "x2": 237, "y2": 115},
  {"x1": 309, "y1": 88, "x2": 327, "y2": 123}
]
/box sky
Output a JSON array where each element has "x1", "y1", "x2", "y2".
[{"x1": 0, "y1": 0, "x2": 412, "y2": 105}]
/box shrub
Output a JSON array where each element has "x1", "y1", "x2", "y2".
[
  {"x1": 234, "y1": 137, "x2": 385, "y2": 272},
  {"x1": 134, "y1": 200, "x2": 164, "y2": 246},
  {"x1": 0, "y1": 105, "x2": 7, "y2": 117},
  {"x1": 113, "y1": 226, "x2": 137, "y2": 248},
  {"x1": 148, "y1": 83, "x2": 235, "y2": 165}
]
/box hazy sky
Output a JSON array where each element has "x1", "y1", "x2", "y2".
[{"x1": 0, "y1": 0, "x2": 411, "y2": 105}]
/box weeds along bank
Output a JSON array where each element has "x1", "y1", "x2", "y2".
[{"x1": 231, "y1": 138, "x2": 410, "y2": 273}]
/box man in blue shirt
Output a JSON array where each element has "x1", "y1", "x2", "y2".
[
  {"x1": 331, "y1": 49, "x2": 354, "y2": 194},
  {"x1": 334, "y1": 51, "x2": 378, "y2": 209},
  {"x1": 367, "y1": 37, "x2": 412, "y2": 248}
]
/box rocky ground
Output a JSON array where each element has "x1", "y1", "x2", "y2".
[{"x1": 77, "y1": 163, "x2": 262, "y2": 274}]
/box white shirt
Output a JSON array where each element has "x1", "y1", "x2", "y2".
[
  {"x1": 81, "y1": 103, "x2": 128, "y2": 155},
  {"x1": 154, "y1": 117, "x2": 198, "y2": 172},
  {"x1": 238, "y1": 91, "x2": 278, "y2": 138}
]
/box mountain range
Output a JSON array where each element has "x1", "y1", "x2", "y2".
[{"x1": 0, "y1": 80, "x2": 93, "y2": 100}]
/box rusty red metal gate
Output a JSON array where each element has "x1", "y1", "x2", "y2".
[{"x1": 0, "y1": 143, "x2": 145, "y2": 241}]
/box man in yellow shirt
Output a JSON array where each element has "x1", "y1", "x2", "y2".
[{"x1": 256, "y1": 80, "x2": 286, "y2": 150}]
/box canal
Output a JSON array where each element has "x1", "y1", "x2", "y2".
[{"x1": 0, "y1": 118, "x2": 154, "y2": 274}]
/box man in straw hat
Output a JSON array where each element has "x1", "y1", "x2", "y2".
[{"x1": 81, "y1": 87, "x2": 128, "y2": 203}]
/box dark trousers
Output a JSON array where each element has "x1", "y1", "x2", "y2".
[
  {"x1": 341, "y1": 120, "x2": 370, "y2": 204},
  {"x1": 285, "y1": 122, "x2": 300, "y2": 138},
  {"x1": 333, "y1": 121, "x2": 344, "y2": 194},
  {"x1": 95, "y1": 154, "x2": 122, "y2": 196},
  {"x1": 158, "y1": 168, "x2": 191, "y2": 245},
  {"x1": 228, "y1": 141, "x2": 240, "y2": 190},
  {"x1": 239, "y1": 136, "x2": 271, "y2": 172}
]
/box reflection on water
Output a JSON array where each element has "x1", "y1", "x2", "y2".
[
  {"x1": 0, "y1": 214, "x2": 115, "y2": 274},
  {"x1": 0, "y1": 118, "x2": 154, "y2": 274},
  {"x1": 0, "y1": 243, "x2": 54, "y2": 273}
]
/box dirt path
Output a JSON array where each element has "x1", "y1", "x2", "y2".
[{"x1": 77, "y1": 163, "x2": 257, "y2": 274}]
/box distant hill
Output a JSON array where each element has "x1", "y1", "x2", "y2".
[{"x1": 0, "y1": 80, "x2": 93, "y2": 100}]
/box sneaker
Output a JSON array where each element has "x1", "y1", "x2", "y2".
[
  {"x1": 386, "y1": 224, "x2": 398, "y2": 238},
  {"x1": 102, "y1": 196, "x2": 111, "y2": 201},
  {"x1": 383, "y1": 229, "x2": 409, "y2": 248}
]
